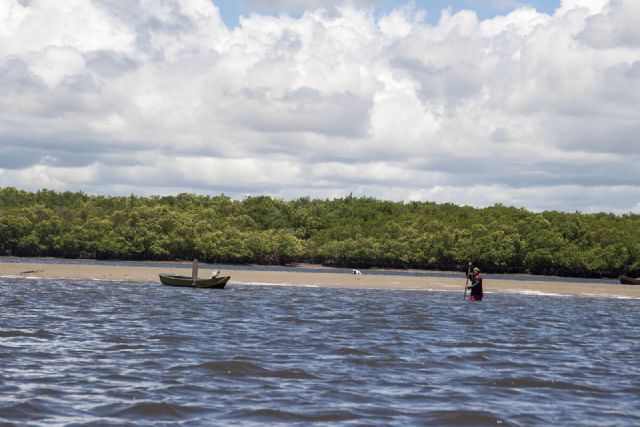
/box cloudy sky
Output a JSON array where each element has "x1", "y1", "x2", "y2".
[{"x1": 1, "y1": 0, "x2": 639, "y2": 213}]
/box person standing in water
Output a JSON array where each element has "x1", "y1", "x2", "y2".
[{"x1": 467, "y1": 267, "x2": 483, "y2": 301}]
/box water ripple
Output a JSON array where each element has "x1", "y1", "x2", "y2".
[{"x1": 1, "y1": 277, "x2": 639, "y2": 425}]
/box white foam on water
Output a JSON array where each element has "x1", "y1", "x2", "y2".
[
  {"x1": 236, "y1": 281, "x2": 320, "y2": 288},
  {"x1": 0, "y1": 275, "x2": 144, "y2": 284},
  {"x1": 495, "y1": 290, "x2": 570, "y2": 297},
  {"x1": 0, "y1": 275, "x2": 54, "y2": 280},
  {"x1": 487, "y1": 289, "x2": 640, "y2": 300},
  {"x1": 89, "y1": 277, "x2": 137, "y2": 283},
  {"x1": 580, "y1": 293, "x2": 639, "y2": 300},
  {"x1": 403, "y1": 287, "x2": 458, "y2": 293}
]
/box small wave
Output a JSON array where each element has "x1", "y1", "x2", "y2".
[
  {"x1": 468, "y1": 353, "x2": 491, "y2": 361},
  {"x1": 237, "y1": 281, "x2": 320, "y2": 288},
  {"x1": 425, "y1": 410, "x2": 508, "y2": 426},
  {"x1": 345, "y1": 357, "x2": 403, "y2": 368},
  {"x1": 98, "y1": 401, "x2": 207, "y2": 419},
  {"x1": 502, "y1": 290, "x2": 570, "y2": 297},
  {"x1": 4, "y1": 297, "x2": 24, "y2": 307},
  {"x1": 580, "y1": 293, "x2": 640, "y2": 300},
  {"x1": 102, "y1": 373, "x2": 147, "y2": 383},
  {"x1": 489, "y1": 289, "x2": 640, "y2": 300},
  {"x1": 265, "y1": 368, "x2": 316, "y2": 380},
  {"x1": 107, "y1": 343, "x2": 148, "y2": 351},
  {"x1": 272, "y1": 315, "x2": 316, "y2": 325},
  {"x1": 232, "y1": 408, "x2": 359, "y2": 422},
  {"x1": 0, "y1": 329, "x2": 54, "y2": 339},
  {"x1": 89, "y1": 277, "x2": 127, "y2": 282},
  {"x1": 0, "y1": 402, "x2": 48, "y2": 418},
  {"x1": 0, "y1": 400, "x2": 70, "y2": 419},
  {"x1": 404, "y1": 288, "x2": 458, "y2": 293},
  {"x1": 332, "y1": 347, "x2": 371, "y2": 356},
  {"x1": 169, "y1": 360, "x2": 257, "y2": 375},
  {"x1": 171, "y1": 360, "x2": 316, "y2": 380},
  {"x1": 489, "y1": 377, "x2": 599, "y2": 391},
  {"x1": 136, "y1": 360, "x2": 164, "y2": 370},
  {"x1": 445, "y1": 354, "x2": 465, "y2": 362},
  {"x1": 147, "y1": 334, "x2": 191, "y2": 343},
  {"x1": 451, "y1": 341, "x2": 498, "y2": 349}
]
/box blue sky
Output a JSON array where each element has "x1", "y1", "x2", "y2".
[{"x1": 214, "y1": 0, "x2": 561, "y2": 27}]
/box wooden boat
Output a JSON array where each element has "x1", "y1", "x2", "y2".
[
  {"x1": 159, "y1": 274, "x2": 230, "y2": 289},
  {"x1": 619, "y1": 275, "x2": 640, "y2": 285}
]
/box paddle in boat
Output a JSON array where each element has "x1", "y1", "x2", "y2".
[
  {"x1": 619, "y1": 275, "x2": 640, "y2": 285},
  {"x1": 159, "y1": 259, "x2": 230, "y2": 289}
]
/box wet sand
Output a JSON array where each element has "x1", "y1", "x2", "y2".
[{"x1": 1, "y1": 261, "x2": 638, "y2": 298}]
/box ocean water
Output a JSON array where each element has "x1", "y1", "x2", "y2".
[{"x1": 0, "y1": 277, "x2": 638, "y2": 426}]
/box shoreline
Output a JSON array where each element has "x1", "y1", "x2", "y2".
[
  {"x1": 0, "y1": 256, "x2": 620, "y2": 284},
  {"x1": 1, "y1": 260, "x2": 639, "y2": 299}
]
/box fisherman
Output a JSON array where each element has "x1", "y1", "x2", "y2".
[{"x1": 467, "y1": 267, "x2": 483, "y2": 301}]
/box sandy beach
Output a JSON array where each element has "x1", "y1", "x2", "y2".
[{"x1": 1, "y1": 260, "x2": 638, "y2": 298}]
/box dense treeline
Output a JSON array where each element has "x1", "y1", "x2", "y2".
[{"x1": 0, "y1": 187, "x2": 638, "y2": 278}]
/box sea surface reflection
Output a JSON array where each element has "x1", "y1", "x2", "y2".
[{"x1": 1, "y1": 277, "x2": 638, "y2": 426}]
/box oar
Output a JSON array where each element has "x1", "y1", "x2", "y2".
[
  {"x1": 463, "y1": 261, "x2": 472, "y2": 300},
  {"x1": 192, "y1": 258, "x2": 199, "y2": 288}
]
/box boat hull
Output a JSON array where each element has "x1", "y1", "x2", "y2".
[
  {"x1": 619, "y1": 275, "x2": 640, "y2": 285},
  {"x1": 159, "y1": 274, "x2": 230, "y2": 289}
]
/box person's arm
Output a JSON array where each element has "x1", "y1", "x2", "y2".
[{"x1": 467, "y1": 275, "x2": 479, "y2": 289}]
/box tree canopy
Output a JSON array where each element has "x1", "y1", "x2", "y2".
[{"x1": 0, "y1": 187, "x2": 638, "y2": 278}]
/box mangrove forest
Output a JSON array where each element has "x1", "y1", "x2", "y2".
[{"x1": 0, "y1": 187, "x2": 638, "y2": 278}]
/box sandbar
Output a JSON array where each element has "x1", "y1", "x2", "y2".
[{"x1": 1, "y1": 260, "x2": 638, "y2": 299}]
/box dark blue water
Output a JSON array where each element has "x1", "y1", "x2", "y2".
[{"x1": 1, "y1": 277, "x2": 638, "y2": 426}]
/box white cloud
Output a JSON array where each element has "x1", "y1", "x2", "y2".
[
  {"x1": 0, "y1": 0, "x2": 639, "y2": 213},
  {"x1": 557, "y1": 0, "x2": 609, "y2": 14},
  {"x1": 579, "y1": 0, "x2": 640, "y2": 48}
]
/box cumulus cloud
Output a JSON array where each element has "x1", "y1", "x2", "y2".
[
  {"x1": 579, "y1": 0, "x2": 640, "y2": 48},
  {"x1": 0, "y1": 0, "x2": 639, "y2": 213}
]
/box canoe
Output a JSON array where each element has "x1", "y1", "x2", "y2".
[
  {"x1": 619, "y1": 275, "x2": 640, "y2": 285},
  {"x1": 159, "y1": 274, "x2": 230, "y2": 289}
]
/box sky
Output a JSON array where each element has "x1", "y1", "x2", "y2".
[
  {"x1": 0, "y1": 0, "x2": 639, "y2": 213},
  {"x1": 215, "y1": 1, "x2": 561, "y2": 27}
]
